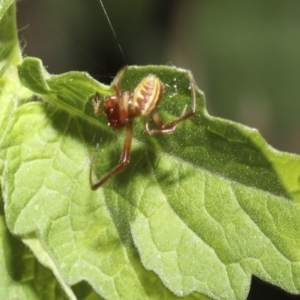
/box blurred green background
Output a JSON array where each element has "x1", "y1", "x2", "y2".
[{"x1": 16, "y1": 1, "x2": 300, "y2": 298}]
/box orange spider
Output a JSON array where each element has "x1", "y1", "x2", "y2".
[{"x1": 90, "y1": 69, "x2": 196, "y2": 190}]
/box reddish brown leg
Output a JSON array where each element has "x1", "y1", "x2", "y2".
[
  {"x1": 114, "y1": 82, "x2": 122, "y2": 99},
  {"x1": 111, "y1": 66, "x2": 128, "y2": 87},
  {"x1": 145, "y1": 71, "x2": 197, "y2": 135},
  {"x1": 90, "y1": 122, "x2": 133, "y2": 190}
]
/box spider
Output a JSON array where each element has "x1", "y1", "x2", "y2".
[{"x1": 89, "y1": 68, "x2": 197, "y2": 190}]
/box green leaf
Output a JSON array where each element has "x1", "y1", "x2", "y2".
[
  {"x1": 0, "y1": 0, "x2": 23, "y2": 148},
  {"x1": 10, "y1": 57, "x2": 208, "y2": 300},
  {"x1": 17, "y1": 57, "x2": 112, "y2": 124},
  {"x1": 2, "y1": 54, "x2": 300, "y2": 300},
  {"x1": 0, "y1": 192, "x2": 70, "y2": 299},
  {"x1": 2, "y1": 1, "x2": 300, "y2": 300}
]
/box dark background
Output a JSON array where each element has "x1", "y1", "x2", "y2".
[{"x1": 17, "y1": 0, "x2": 300, "y2": 299}]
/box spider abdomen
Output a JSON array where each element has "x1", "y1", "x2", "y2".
[{"x1": 133, "y1": 75, "x2": 163, "y2": 116}]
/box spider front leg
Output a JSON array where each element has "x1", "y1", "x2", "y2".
[
  {"x1": 144, "y1": 71, "x2": 197, "y2": 135},
  {"x1": 89, "y1": 122, "x2": 133, "y2": 190},
  {"x1": 92, "y1": 83, "x2": 122, "y2": 117},
  {"x1": 92, "y1": 94, "x2": 103, "y2": 116}
]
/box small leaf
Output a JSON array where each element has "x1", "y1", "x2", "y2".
[
  {"x1": 0, "y1": 0, "x2": 21, "y2": 77},
  {"x1": 18, "y1": 57, "x2": 112, "y2": 125}
]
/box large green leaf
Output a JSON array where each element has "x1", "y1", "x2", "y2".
[
  {"x1": 2, "y1": 54, "x2": 300, "y2": 300},
  {"x1": 2, "y1": 1, "x2": 300, "y2": 300}
]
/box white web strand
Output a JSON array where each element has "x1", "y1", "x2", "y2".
[{"x1": 98, "y1": 0, "x2": 127, "y2": 65}]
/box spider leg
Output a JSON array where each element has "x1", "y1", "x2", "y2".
[
  {"x1": 114, "y1": 81, "x2": 122, "y2": 99},
  {"x1": 90, "y1": 122, "x2": 133, "y2": 190},
  {"x1": 145, "y1": 71, "x2": 196, "y2": 135},
  {"x1": 112, "y1": 66, "x2": 128, "y2": 86},
  {"x1": 92, "y1": 94, "x2": 103, "y2": 116}
]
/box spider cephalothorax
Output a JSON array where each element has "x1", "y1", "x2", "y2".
[
  {"x1": 94, "y1": 75, "x2": 163, "y2": 129},
  {"x1": 90, "y1": 68, "x2": 196, "y2": 190}
]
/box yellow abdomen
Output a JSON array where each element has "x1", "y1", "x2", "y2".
[{"x1": 133, "y1": 75, "x2": 163, "y2": 116}]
